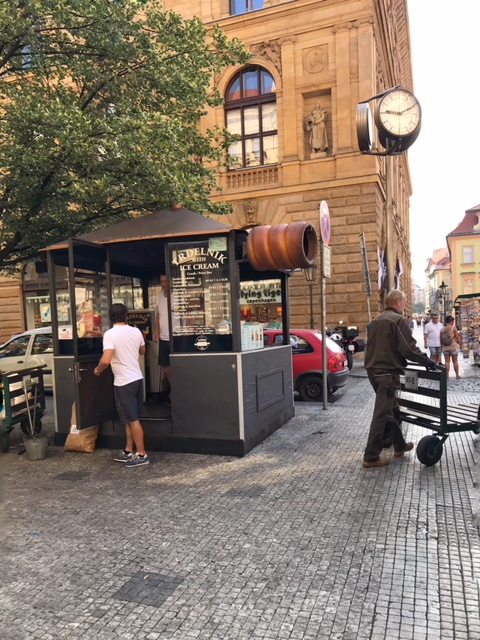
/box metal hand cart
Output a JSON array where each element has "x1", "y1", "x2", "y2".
[
  {"x1": 0, "y1": 365, "x2": 46, "y2": 453},
  {"x1": 397, "y1": 365, "x2": 480, "y2": 466}
]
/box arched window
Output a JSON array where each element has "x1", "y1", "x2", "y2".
[{"x1": 225, "y1": 66, "x2": 278, "y2": 170}]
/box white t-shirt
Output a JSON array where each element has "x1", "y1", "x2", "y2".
[
  {"x1": 102, "y1": 324, "x2": 145, "y2": 387},
  {"x1": 156, "y1": 291, "x2": 170, "y2": 341},
  {"x1": 424, "y1": 320, "x2": 444, "y2": 348}
]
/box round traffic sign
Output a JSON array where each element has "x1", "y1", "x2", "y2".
[{"x1": 319, "y1": 200, "x2": 330, "y2": 245}]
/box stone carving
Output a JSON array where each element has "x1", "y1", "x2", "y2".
[
  {"x1": 243, "y1": 200, "x2": 258, "y2": 226},
  {"x1": 251, "y1": 41, "x2": 282, "y2": 74},
  {"x1": 306, "y1": 101, "x2": 328, "y2": 152},
  {"x1": 303, "y1": 46, "x2": 327, "y2": 74}
]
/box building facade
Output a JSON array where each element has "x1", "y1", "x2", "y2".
[
  {"x1": 447, "y1": 204, "x2": 480, "y2": 300},
  {"x1": 163, "y1": 0, "x2": 415, "y2": 331},
  {"x1": 0, "y1": 0, "x2": 415, "y2": 341}
]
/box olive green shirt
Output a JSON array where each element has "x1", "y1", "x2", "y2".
[{"x1": 365, "y1": 307, "x2": 432, "y2": 371}]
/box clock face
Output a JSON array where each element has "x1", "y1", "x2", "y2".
[{"x1": 376, "y1": 89, "x2": 421, "y2": 137}]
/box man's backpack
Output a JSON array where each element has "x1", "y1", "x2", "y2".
[{"x1": 440, "y1": 326, "x2": 453, "y2": 347}]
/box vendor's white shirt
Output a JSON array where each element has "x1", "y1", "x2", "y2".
[
  {"x1": 103, "y1": 324, "x2": 144, "y2": 386},
  {"x1": 424, "y1": 320, "x2": 444, "y2": 347},
  {"x1": 156, "y1": 291, "x2": 170, "y2": 341}
]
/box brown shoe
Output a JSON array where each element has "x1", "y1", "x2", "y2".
[
  {"x1": 363, "y1": 457, "x2": 389, "y2": 468},
  {"x1": 394, "y1": 442, "x2": 414, "y2": 457}
]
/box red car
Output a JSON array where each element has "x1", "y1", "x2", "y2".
[{"x1": 263, "y1": 328, "x2": 349, "y2": 401}]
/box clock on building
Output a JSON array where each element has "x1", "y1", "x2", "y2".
[
  {"x1": 356, "y1": 102, "x2": 373, "y2": 153},
  {"x1": 374, "y1": 87, "x2": 422, "y2": 151}
]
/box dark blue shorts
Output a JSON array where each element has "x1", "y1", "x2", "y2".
[
  {"x1": 159, "y1": 340, "x2": 170, "y2": 367},
  {"x1": 114, "y1": 379, "x2": 143, "y2": 425}
]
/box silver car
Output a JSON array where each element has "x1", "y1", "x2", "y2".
[{"x1": 0, "y1": 327, "x2": 53, "y2": 389}]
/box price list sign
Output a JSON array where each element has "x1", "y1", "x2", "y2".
[{"x1": 168, "y1": 237, "x2": 233, "y2": 353}]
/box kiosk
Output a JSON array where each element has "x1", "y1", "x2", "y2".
[{"x1": 43, "y1": 207, "x2": 317, "y2": 456}]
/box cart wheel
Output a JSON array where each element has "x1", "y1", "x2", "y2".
[
  {"x1": 416, "y1": 435, "x2": 443, "y2": 466},
  {"x1": 0, "y1": 430, "x2": 10, "y2": 453},
  {"x1": 20, "y1": 419, "x2": 42, "y2": 436}
]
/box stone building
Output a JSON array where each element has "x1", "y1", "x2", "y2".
[
  {"x1": 0, "y1": 0, "x2": 415, "y2": 341},
  {"x1": 163, "y1": 0, "x2": 415, "y2": 331}
]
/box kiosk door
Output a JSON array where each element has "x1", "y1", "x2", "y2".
[{"x1": 64, "y1": 239, "x2": 115, "y2": 430}]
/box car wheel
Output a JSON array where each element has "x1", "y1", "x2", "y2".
[{"x1": 298, "y1": 375, "x2": 325, "y2": 402}]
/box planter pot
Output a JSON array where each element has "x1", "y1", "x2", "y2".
[{"x1": 24, "y1": 436, "x2": 49, "y2": 461}]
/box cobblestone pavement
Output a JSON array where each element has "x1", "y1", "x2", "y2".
[{"x1": 1, "y1": 357, "x2": 480, "y2": 639}]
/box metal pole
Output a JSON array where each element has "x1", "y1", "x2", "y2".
[
  {"x1": 386, "y1": 154, "x2": 395, "y2": 291},
  {"x1": 321, "y1": 243, "x2": 328, "y2": 410},
  {"x1": 309, "y1": 284, "x2": 314, "y2": 329}
]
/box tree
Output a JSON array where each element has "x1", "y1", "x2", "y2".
[{"x1": 0, "y1": 0, "x2": 250, "y2": 270}]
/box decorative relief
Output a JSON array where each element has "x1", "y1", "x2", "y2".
[
  {"x1": 251, "y1": 40, "x2": 282, "y2": 75},
  {"x1": 243, "y1": 200, "x2": 258, "y2": 226},
  {"x1": 303, "y1": 46, "x2": 327, "y2": 74}
]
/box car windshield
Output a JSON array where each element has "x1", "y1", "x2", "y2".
[{"x1": 311, "y1": 331, "x2": 344, "y2": 354}]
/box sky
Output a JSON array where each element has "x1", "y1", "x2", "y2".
[{"x1": 406, "y1": 3, "x2": 480, "y2": 283}]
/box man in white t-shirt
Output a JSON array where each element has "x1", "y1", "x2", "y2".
[
  {"x1": 94, "y1": 303, "x2": 149, "y2": 467},
  {"x1": 153, "y1": 274, "x2": 171, "y2": 406},
  {"x1": 424, "y1": 313, "x2": 444, "y2": 364}
]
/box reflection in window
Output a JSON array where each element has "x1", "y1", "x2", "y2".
[
  {"x1": 231, "y1": 0, "x2": 264, "y2": 15},
  {"x1": 225, "y1": 66, "x2": 277, "y2": 170}
]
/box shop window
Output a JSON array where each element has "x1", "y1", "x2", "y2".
[
  {"x1": 231, "y1": 0, "x2": 264, "y2": 15},
  {"x1": 225, "y1": 66, "x2": 277, "y2": 170}
]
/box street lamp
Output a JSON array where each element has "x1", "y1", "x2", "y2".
[
  {"x1": 439, "y1": 281, "x2": 448, "y2": 323},
  {"x1": 304, "y1": 265, "x2": 317, "y2": 329}
]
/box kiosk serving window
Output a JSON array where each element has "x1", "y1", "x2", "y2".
[{"x1": 168, "y1": 237, "x2": 233, "y2": 353}]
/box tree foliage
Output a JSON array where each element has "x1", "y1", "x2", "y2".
[{"x1": 0, "y1": 0, "x2": 250, "y2": 270}]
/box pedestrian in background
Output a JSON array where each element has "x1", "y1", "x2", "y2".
[
  {"x1": 424, "y1": 313, "x2": 444, "y2": 363},
  {"x1": 363, "y1": 289, "x2": 438, "y2": 468},
  {"x1": 94, "y1": 303, "x2": 149, "y2": 468},
  {"x1": 441, "y1": 315, "x2": 464, "y2": 379}
]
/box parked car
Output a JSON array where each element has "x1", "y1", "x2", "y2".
[
  {"x1": 263, "y1": 328, "x2": 349, "y2": 401},
  {"x1": 0, "y1": 327, "x2": 53, "y2": 389}
]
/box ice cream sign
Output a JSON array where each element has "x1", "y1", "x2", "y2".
[{"x1": 171, "y1": 246, "x2": 227, "y2": 271}]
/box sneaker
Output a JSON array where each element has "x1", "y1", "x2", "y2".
[
  {"x1": 125, "y1": 453, "x2": 150, "y2": 468},
  {"x1": 394, "y1": 442, "x2": 414, "y2": 457},
  {"x1": 114, "y1": 450, "x2": 134, "y2": 463},
  {"x1": 363, "y1": 457, "x2": 389, "y2": 468}
]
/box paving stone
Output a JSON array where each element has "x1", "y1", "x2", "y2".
[{"x1": 1, "y1": 365, "x2": 480, "y2": 639}]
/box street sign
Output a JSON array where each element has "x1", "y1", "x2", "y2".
[
  {"x1": 323, "y1": 244, "x2": 331, "y2": 279},
  {"x1": 319, "y1": 200, "x2": 330, "y2": 245}
]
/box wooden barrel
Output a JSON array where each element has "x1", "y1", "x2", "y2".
[{"x1": 247, "y1": 222, "x2": 318, "y2": 271}]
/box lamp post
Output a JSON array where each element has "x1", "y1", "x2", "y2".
[
  {"x1": 439, "y1": 281, "x2": 448, "y2": 323},
  {"x1": 304, "y1": 265, "x2": 317, "y2": 329}
]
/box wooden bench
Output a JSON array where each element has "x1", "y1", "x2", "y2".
[{"x1": 397, "y1": 365, "x2": 480, "y2": 466}]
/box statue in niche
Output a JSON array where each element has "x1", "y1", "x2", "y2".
[{"x1": 306, "y1": 101, "x2": 328, "y2": 152}]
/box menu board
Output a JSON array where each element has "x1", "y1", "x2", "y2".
[
  {"x1": 168, "y1": 237, "x2": 233, "y2": 353},
  {"x1": 126, "y1": 309, "x2": 154, "y2": 341}
]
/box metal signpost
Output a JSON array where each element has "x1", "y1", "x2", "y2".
[{"x1": 319, "y1": 201, "x2": 331, "y2": 410}]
